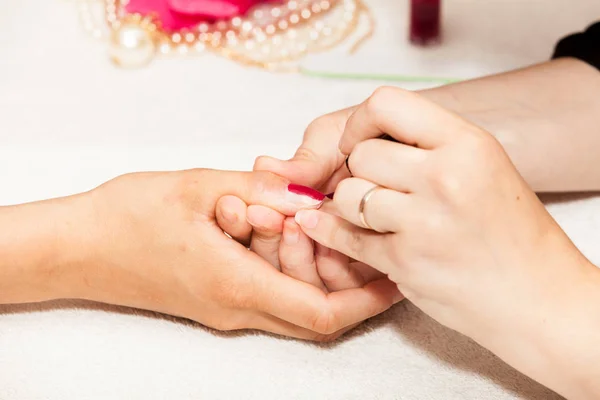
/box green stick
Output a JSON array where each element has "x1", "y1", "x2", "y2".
[{"x1": 299, "y1": 67, "x2": 461, "y2": 84}]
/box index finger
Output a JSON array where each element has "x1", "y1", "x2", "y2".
[
  {"x1": 254, "y1": 106, "x2": 357, "y2": 189},
  {"x1": 339, "y1": 87, "x2": 474, "y2": 155}
]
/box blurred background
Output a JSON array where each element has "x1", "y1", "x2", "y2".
[{"x1": 1, "y1": 0, "x2": 598, "y2": 200}]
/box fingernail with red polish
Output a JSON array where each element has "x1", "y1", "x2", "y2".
[{"x1": 287, "y1": 184, "x2": 325, "y2": 208}]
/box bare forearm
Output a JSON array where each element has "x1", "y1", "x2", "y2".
[
  {"x1": 503, "y1": 260, "x2": 600, "y2": 399},
  {"x1": 0, "y1": 195, "x2": 91, "y2": 304},
  {"x1": 420, "y1": 58, "x2": 600, "y2": 192}
]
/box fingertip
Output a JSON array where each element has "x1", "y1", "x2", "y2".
[{"x1": 295, "y1": 209, "x2": 320, "y2": 230}]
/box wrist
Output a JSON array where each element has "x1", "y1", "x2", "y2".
[
  {"x1": 0, "y1": 193, "x2": 98, "y2": 303},
  {"x1": 485, "y1": 255, "x2": 600, "y2": 399},
  {"x1": 539, "y1": 260, "x2": 600, "y2": 398}
]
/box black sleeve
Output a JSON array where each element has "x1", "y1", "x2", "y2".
[{"x1": 552, "y1": 21, "x2": 600, "y2": 71}]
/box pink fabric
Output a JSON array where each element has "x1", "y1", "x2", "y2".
[{"x1": 126, "y1": 0, "x2": 266, "y2": 31}]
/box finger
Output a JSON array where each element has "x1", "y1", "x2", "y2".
[
  {"x1": 253, "y1": 106, "x2": 356, "y2": 188},
  {"x1": 347, "y1": 138, "x2": 428, "y2": 193},
  {"x1": 247, "y1": 205, "x2": 285, "y2": 268},
  {"x1": 351, "y1": 262, "x2": 387, "y2": 283},
  {"x1": 319, "y1": 165, "x2": 350, "y2": 195},
  {"x1": 339, "y1": 87, "x2": 475, "y2": 155},
  {"x1": 294, "y1": 209, "x2": 386, "y2": 273},
  {"x1": 247, "y1": 313, "x2": 361, "y2": 342},
  {"x1": 333, "y1": 177, "x2": 413, "y2": 233},
  {"x1": 220, "y1": 232, "x2": 400, "y2": 335},
  {"x1": 215, "y1": 196, "x2": 252, "y2": 246},
  {"x1": 279, "y1": 218, "x2": 327, "y2": 291},
  {"x1": 315, "y1": 244, "x2": 367, "y2": 291},
  {"x1": 256, "y1": 272, "x2": 401, "y2": 334},
  {"x1": 194, "y1": 170, "x2": 326, "y2": 218}
]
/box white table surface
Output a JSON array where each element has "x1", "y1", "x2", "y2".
[{"x1": 1, "y1": 0, "x2": 599, "y2": 399}]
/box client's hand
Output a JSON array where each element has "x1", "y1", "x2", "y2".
[
  {"x1": 292, "y1": 87, "x2": 600, "y2": 396},
  {"x1": 216, "y1": 198, "x2": 388, "y2": 293},
  {"x1": 57, "y1": 169, "x2": 400, "y2": 341}
]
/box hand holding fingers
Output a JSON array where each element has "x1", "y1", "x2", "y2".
[
  {"x1": 339, "y1": 87, "x2": 476, "y2": 155},
  {"x1": 249, "y1": 262, "x2": 401, "y2": 334}
]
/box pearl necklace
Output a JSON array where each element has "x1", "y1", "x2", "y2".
[{"x1": 75, "y1": 0, "x2": 371, "y2": 69}]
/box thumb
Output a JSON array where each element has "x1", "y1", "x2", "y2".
[
  {"x1": 254, "y1": 107, "x2": 356, "y2": 188},
  {"x1": 195, "y1": 170, "x2": 326, "y2": 217},
  {"x1": 253, "y1": 155, "x2": 335, "y2": 189}
]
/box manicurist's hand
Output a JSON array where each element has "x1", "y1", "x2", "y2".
[
  {"x1": 292, "y1": 87, "x2": 600, "y2": 397},
  {"x1": 256, "y1": 59, "x2": 600, "y2": 193},
  {"x1": 0, "y1": 169, "x2": 400, "y2": 341}
]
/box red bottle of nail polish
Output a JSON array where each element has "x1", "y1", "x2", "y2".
[{"x1": 409, "y1": 0, "x2": 441, "y2": 46}]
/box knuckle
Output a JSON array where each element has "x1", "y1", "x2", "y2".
[
  {"x1": 309, "y1": 307, "x2": 340, "y2": 335},
  {"x1": 305, "y1": 114, "x2": 332, "y2": 134},
  {"x1": 435, "y1": 171, "x2": 464, "y2": 199},
  {"x1": 474, "y1": 133, "x2": 504, "y2": 162},
  {"x1": 250, "y1": 170, "x2": 285, "y2": 192},
  {"x1": 426, "y1": 133, "x2": 504, "y2": 199},
  {"x1": 348, "y1": 140, "x2": 374, "y2": 174},
  {"x1": 293, "y1": 146, "x2": 319, "y2": 163},
  {"x1": 366, "y1": 86, "x2": 411, "y2": 113},
  {"x1": 424, "y1": 155, "x2": 464, "y2": 199},
  {"x1": 345, "y1": 228, "x2": 365, "y2": 258},
  {"x1": 304, "y1": 112, "x2": 345, "y2": 142},
  {"x1": 370, "y1": 86, "x2": 402, "y2": 103},
  {"x1": 310, "y1": 331, "x2": 343, "y2": 343}
]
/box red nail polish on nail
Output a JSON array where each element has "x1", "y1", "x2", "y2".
[{"x1": 288, "y1": 184, "x2": 325, "y2": 201}]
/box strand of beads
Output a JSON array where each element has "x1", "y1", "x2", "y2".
[
  {"x1": 76, "y1": 0, "x2": 368, "y2": 69},
  {"x1": 216, "y1": 0, "x2": 363, "y2": 67}
]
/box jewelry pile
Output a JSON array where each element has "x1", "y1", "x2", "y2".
[{"x1": 76, "y1": 0, "x2": 372, "y2": 70}]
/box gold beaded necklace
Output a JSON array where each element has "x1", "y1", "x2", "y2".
[{"x1": 75, "y1": 0, "x2": 372, "y2": 70}]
